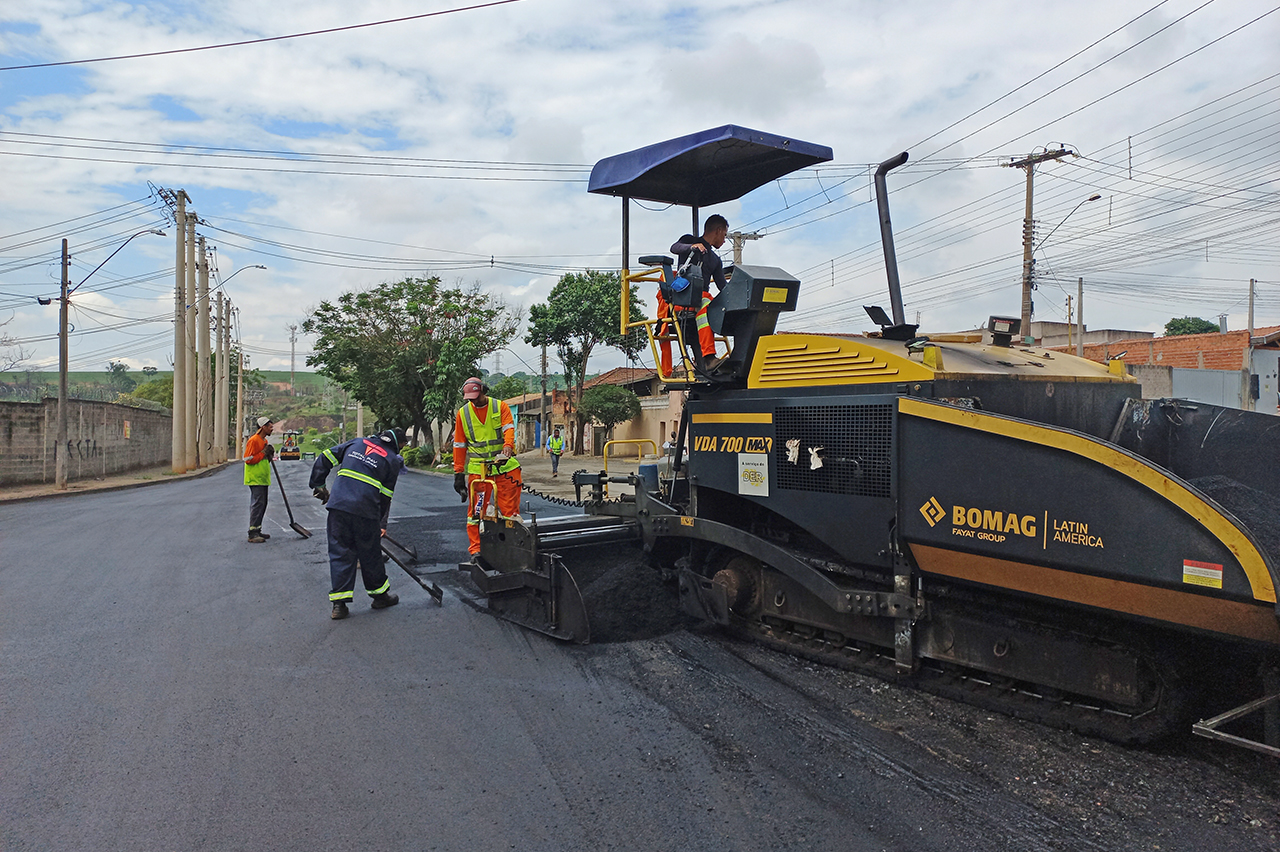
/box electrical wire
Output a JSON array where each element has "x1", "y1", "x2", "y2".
[{"x1": 0, "y1": 0, "x2": 526, "y2": 72}]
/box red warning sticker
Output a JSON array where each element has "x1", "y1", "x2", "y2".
[{"x1": 1182, "y1": 559, "x2": 1223, "y2": 589}]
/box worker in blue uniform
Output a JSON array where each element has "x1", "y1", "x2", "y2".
[{"x1": 309, "y1": 427, "x2": 406, "y2": 620}]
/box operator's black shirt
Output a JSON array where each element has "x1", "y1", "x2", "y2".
[{"x1": 670, "y1": 234, "x2": 728, "y2": 291}]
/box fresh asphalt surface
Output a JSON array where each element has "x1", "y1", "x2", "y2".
[{"x1": 8, "y1": 463, "x2": 1273, "y2": 851}]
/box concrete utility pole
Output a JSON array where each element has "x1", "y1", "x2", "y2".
[
  {"x1": 1005, "y1": 148, "x2": 1073, "y2": 344},
  {"x1": 197, "y1": 236, "x2": 210, "y2": 467},
  {"x1": 1065, "y1": 295, "x2": 1073, "y2": 350},
  {"x1": 184, "y1": 214, "x2": 198, "y2": 471},
  {"x1": 172, "y1": 196, "x2": 187, "y2": 474},
  {"x1": 288, "y1": 323, "x2": 297, "y2": 395},
  {"x1": 356, "y1": 401, "x2": 364, "y2": 437},
  {"x1": 56, "y1": 239, "x2": 70, "y2": 490},
  {"x1": 222, "y1": 298, "x2": 232, "y2": 462},
  {"x1": 1077, "y1": 278, "x2": 1085, "y2": 358},
  {"x1": 215, "y1": 292, "x2": 226, "y2": 463},
  {"x1": 234, "y1": 322, "x2": 245, "y2": 463},
  {"x1": 727, "y1": 231, "x2": 762, "y2": 265},
  {"x1": 540, "y1": 344, "x2": 548, "y2": 457}
]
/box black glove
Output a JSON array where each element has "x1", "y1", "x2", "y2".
[
  {"x1": 313, "y1": 486, "x2": 329, "y2": 504},
  {"x1": 454, "y1": 472, "x2": 468, "y2": 502},
  {"x1": 264, "y1": 443, "x2": 275, "y2": 460}
]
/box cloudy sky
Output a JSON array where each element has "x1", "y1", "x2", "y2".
[{"x1": 1, "y1": 0, "x2": 1277, "y2": 382}]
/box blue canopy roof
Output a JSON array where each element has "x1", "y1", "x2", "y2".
[{"x1": 587, "y1": 125, "x2": 833, "y2": 207}]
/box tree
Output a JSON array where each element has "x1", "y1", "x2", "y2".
[
  {"x1": 1165, "y1": 317, "x2": 1220, "y2": 336},
  {"x1": 131, "y1": 373, "x2": 173, "y2": 408},
  {"x1": 577, "y1": 384, "x2": 641, "y2": 444},
  {"x1": 1, "y1": 315, "x2": 31, "y2": 372},
  {"x1": 105, "y1": 361, "x2": 136, "y2": 392},
  {"x1": 305, "y1": 276, "x2": 519, "y2": 448},
  {"x1": 489, "y1": 374, "x2": 528, "y2": 402},
  {"x1": 525, "y1": 270, "x2": 645, "y2": 454}
]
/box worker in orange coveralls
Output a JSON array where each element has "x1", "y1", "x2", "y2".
[{"x1": 452, "y1": 376, "x2": 522, "y2": 558}]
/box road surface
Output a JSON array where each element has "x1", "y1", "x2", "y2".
[{"x1": 1, "y1": 462, "x2": 1276, "y2": 851}]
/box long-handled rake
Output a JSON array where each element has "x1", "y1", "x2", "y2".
[{"x1": 269, "y1": 457, "x2": 312, "y2": 538}]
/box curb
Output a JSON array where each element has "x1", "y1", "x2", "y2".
[{"x1": 0, "y1": 462, "x2": 232, "y2": 505}]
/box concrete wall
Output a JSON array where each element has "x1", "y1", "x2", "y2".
[{"x1": 0, "y1": 398, "x2": 171, "y2": 485}]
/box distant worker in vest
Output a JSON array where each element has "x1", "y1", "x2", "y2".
[
  {"x1": 309, "y1": 427, "x2": 406, "y2": 620},
  {"x1": 452, "y1": 377, "x2": 522, "y2": 558},
  {"x1": 546, "y1": 425, "x2": 565, "y2": 477},
  {"x1": 243, "y1": 416, "x2": 275, "y2": 543},
  {"x1": 670, "y1": 213, "x2": 731, "y2": 371}
]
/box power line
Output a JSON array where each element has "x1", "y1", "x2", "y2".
[{"x1": 0, "y1": 0, "x2": 526, "y2": 72}]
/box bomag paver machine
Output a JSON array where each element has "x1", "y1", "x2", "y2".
[{"x1": 471, "y1": 125, "x2": 1280, "y2": 754}]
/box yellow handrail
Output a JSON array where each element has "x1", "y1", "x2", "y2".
[
  {"x1": 623, "y1": 263, "x2": 731, "y2": 385},
  {"x1": 602, "y1": 439, "x2": 658, "y2": 497}
]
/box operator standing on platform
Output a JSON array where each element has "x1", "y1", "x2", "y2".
[
  {"x1": 243, "y1": 416, "x2": 275, "y2": 543},
  {"x1": 670, "y1": 213, "x2": 731, "y2": 369},
  {"x1": 309, "y1": 427, "x2": 405, "y2": 620},
  {"x1": 452, "y1": 377, "x2": 522, "y2": 559}
]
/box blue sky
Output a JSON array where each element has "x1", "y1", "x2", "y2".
[{"x1": 1, "y1": 0, "x2": 1277, "y2": 379}]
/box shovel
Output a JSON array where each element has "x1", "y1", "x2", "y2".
[
  {"x1": 382, "y1": 541, "x2": 443, "y2": 606},
  {"x1": 269, "y1": 457, "x2": 312, "y2": 538},
  {"x1": 383, "y1": 532, "x2": 418, "y2": 563}
]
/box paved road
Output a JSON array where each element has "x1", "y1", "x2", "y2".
[{"x1": 2, "y1": 463, "x2": 1275, "y2": 851}]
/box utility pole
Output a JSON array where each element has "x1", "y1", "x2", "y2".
[
  {"x1": 234, "y1": 321, "x2": 245, "y2": 462},
  {"x1": 1065, "y1": 295, "x2": 1073, "y2": 350},
  {"x1": 223, "y1": 299, "x2": 232, "y2": 462},
  {"x1": 184, "y1": 213, "x2": 197, "y2": 471},
  {"x1": 1249, "y1": 278, "x2": 1256, "y2": 340},
  {"x1": 56, "y1": 239, "x2": 70, "y2": 490},
  {"x1": 727, "y1": 231, "x2": 762, "y2": 265},
  {"x1": 288, "y1": 323, "x2": 298, "y2": 395},
  {"x1": 1077, "y1": 278, "x2": 1085, "y2": 358},
  {"x1": 215, "y1": 292, "x2": 225, "y2": 463},
  {"x1": 1248, "y1": 278, "x2": 1257, "y2": 412},
  {"x1": 172, "y1": 195, "x2": 187, "y2": 473},
  {"x1": 540, "y1": 344, "x2": 548, "y2": 456},
  {"x1": 1005, "y1": 148, "x2": 1073, "y2": 344},
  {"x1": 197, "y1": 236, "x2": 210, "y2": 467}
]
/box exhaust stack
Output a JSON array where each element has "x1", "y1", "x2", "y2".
[{"x1": 875, "y1": 152, "x2": 909, "y2": 328}]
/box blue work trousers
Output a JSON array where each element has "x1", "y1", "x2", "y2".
[{"x1": 326, "y1": 509, "x2": 390, "y2": 602}]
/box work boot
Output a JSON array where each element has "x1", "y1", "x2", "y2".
[
  {"x1": 248, "y1": 531, "x2": 267, "y2": 543},
  {"x1": 371, "y1": 592, "x2": 399, "y2": 610},
  {"x1": 259, "y1": 531, "x2": 271, "y2": 540},
  {"x1": 331, "y1": 601, "x2": 349, "y2": 620}
]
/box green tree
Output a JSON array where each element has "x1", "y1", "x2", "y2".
[
  {"x1": 489, "y1": 374, "x2": 528, "y2": 402},
  {"x1": 525, "y1": 270, "x2": 645, "y2": 454},
  {"x1": 1164, "y1": 317, "x2": 1220, "y2": 336},
  {"x1": 131, "y1": 373, "x2": 173, "y2": 408},
  {"x1": 305, "y1": 276, "x2": 519, "y2": 447},
  {"x1": 105, "y1": 360, "x2": 136, "y2": 392},
  {"x1": 577, "y1": 384, "x2": 641, "y2": 444}
]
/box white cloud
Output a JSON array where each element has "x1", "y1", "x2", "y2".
[{"x1": 0, "y1": 0, "x2": 1276, "y2": 377}]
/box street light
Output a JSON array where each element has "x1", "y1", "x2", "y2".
[
  {"x1": 56, "y1": 229, "x2": 166, "y2": 490},
  {"x1": 1023, "y1": 194, "x2": 1101, "y2": 344},
  {"x1": 1036, "y1": 194, "x2": 1102, "y2": 251}
]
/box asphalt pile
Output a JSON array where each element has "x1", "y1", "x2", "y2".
[
  {"x1": 1190, "y1": 475, "x2": 1280, "y2": 560},
  {"x1": 561, "y1": 544, "x2": 698, "y2": 643}
]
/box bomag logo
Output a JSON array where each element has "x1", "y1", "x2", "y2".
[
  {"x1": 919, "y1": 497, "x2": 946, "y2": 527},
  {"x1": 951, "y1": 504, "x2": 1037, "y2": 542},
  {"x1": 741, "y1": 468, "x2": 766, "y2": 486}
]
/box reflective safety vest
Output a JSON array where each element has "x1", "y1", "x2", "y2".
[
  {"x1": 461, "y1": 397, "x2": 521, "y2": 476},
  {"x1": 548, "y1": 436, "x2": 564, "y2": 455}
]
